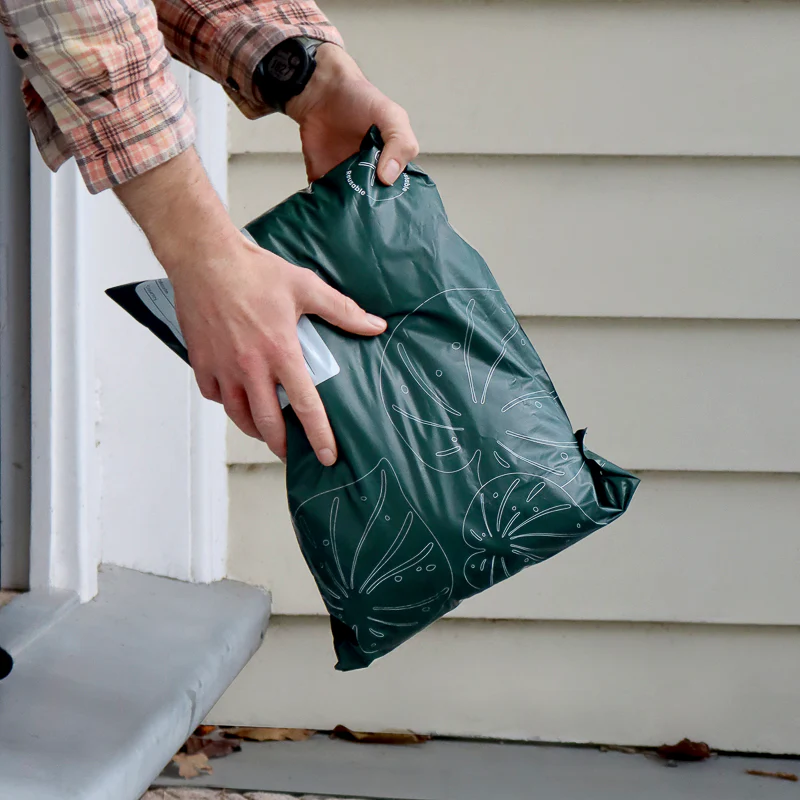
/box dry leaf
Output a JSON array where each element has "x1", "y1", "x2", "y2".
[
  {"x1": 172, "y1": 752, "x2": 213, "y2": 779},
  {"x1": 746, "y1": 770, "x2": 799, "y2": 782},
  {"x1": 222, "y1": 726, "x2": 316, "y2": 742},
  {"x1": 183, "y1": 736, "x2": 207, "y2": 755},
  {"x1": 184, "y1": 734, "x2": 241, "y2": 758},
  {"x1": 330, "y1": 725, "x2": 430, "y2": 745},
  {"x1": 203, "y1": 737, "x2": 242, "y2": 759},
  {"x1": 193, "y1": 724, "x2": 217, "y2": 737},
  {"x1": 656, "y1": 739, "x2": 711, "y2": 762}
]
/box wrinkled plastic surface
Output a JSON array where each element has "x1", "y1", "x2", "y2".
[{"x1": 108, "y1": 128, "x2": 639, "y2": 671}]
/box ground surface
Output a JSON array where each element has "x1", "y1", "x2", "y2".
[
  {"x1": 143, "y1": 792, "x2": 358, "y2": 800},
  {"x1": 152, "y1": 737, "x2": 800, "y2": 800}
]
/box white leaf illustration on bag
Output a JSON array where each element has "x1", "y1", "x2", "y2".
[
  {"x1": 380, "y1": 288, "x2": 584, "y2": 486},
  {"x1": 461, "y1": 472, "x2": 590, "y2": 591},
  {"x1": 293, "y1": 459, "x2": 454, "y2": 656}
]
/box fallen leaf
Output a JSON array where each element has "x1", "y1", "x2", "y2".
[
  {"x1": 656, "y1": 739, "x2": 711, "y2": 762},
  {"x1": 193, "y1": 724, "x2": 217, "y2": 737},
  {"x1": 222, "y1": 726, "x2": 316, "y2": 742},
  {"x1": 172, "y1": 752, "x2": 213, "y2": 779},
  {"x1": 184, "y1": 736, "x2": 207, "y2": 755},
  {"x1": 746, "y1": 770, "x2": 799, "y2": 782},
  {"x1": 204, "y1": 737, "x2": 242, "y2": 759},
  {"x1": 183, "y1": 733, "x2": 242, "y2": 759},
  {"x1": 330, "y1": 725, "x2": 430, "y2": 745}
]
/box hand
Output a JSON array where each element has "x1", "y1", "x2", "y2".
[
  {"x1": 114, "y1": 148, "x2": 386, "y2": 465},
  {"x1": 286, "y1": 43, "x2": 419, "y2": 185},
  {"x1": 171, "y1": 235, "x2": 385, "y2": 464}
]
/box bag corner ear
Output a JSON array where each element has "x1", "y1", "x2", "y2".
[
  {"x1": 330, "y1": 617, "x2": 372, "y2": 672},
  {"x1": 575, "y1": 429, "x2": 641, "y2": 514},
  {"x1": 361, "y1": 125, "x2": 385, "y2": 151}
]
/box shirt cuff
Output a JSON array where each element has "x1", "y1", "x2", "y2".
[
  {"x1": 63, "y1": 70, "x2": 196, "y2": 194},
  {"x1": 216, "y1": 5, "x2": 344, "y2": 120}
]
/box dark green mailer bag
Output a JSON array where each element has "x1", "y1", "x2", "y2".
[{"x1": 108, "y1": 128, "x2": 639, "y2": 671}]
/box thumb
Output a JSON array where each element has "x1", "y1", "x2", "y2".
[{"x1": 374, "y1": 102, "x2": 420, "y2": 186}]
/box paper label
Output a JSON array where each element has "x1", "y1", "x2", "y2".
[
  {"x1": 135, "y1": 279, "x2": 187, "y2": 349},
  {"x1": 276, "y1": 315, "x2": 341, "y2": 409}
]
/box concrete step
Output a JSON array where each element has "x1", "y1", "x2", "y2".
[{"x1": 0, "y1": 566, "x2": 270, "y2": 800}]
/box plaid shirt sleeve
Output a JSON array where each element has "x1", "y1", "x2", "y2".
[
  {"x1": 155, "y1": 0, "x2": 344, "y2": 121},
  {"x1": 0, "y1": 1, "x2": 342, "y2": 194}
]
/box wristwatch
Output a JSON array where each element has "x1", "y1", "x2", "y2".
[{"x1": 253, "y1": 36, "x2": 324, "y2": 112}]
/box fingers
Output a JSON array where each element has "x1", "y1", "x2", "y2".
[
  {"x1": 220, "y1": 382, "x2": 262, "y2": 442},
  {"x1": 195, "y1": 371, "x2": 222, "y2": 403},
  {"x1": 212, "y1": 347, "x2": 289, "y2": 458},
  {"x1": 302, "y1": 272, "x2": 386, "y2": 336},
  {"x1": 374, "y1": 102, "x2": 419, "y2": 185},
  {"x1": 277, "y1": 343, "x2": 337, "y2": 467},
  {"x1": 245, "y1": 377, "x2": 287, "y2": 459},
  {"x1": 217, "y1": 372, "x2": 289, "y2": 460}
]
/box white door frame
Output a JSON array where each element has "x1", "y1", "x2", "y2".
[
  {"x1": 28, "y1": 69, "x2": 229, "y2": 601},
  {"x1": 186, "y1": 72, "x2": 230, "y2": 585}
]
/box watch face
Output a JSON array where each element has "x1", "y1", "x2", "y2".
[
  {"x1": 267, "y1": 47, "x2": 303, "y2": 82},
  {"x1": 255, "y1": 38, "x2": 320, "y2": 107}
]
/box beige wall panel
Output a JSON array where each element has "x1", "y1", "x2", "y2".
[
  {"x1": 228, "y1": 467, "x2": 800, "y2": 625},
  {"x1": 210, "y1": 616, "x2": 800, "y2": 754},
  {"x1": 228, "y1": 423, "x2": 281, "y2": 465},
  {"x1": 222, "y1": 0, "x2": 800, "y2": 753},
  {"x1": 227, "y1": 317, "x2": 800, "y2": 473},
  {"x1": 230, "y1": 0, "x2": 800, "y2": 157},
  {"x1": 229, "y1": 154, "x2": 800, "y2": 321},
  {"x1": 526, "y1": 318, "x2": 800, "y2": 473}
]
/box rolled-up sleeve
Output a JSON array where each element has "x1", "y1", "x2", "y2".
[
  {"x1": 155, "y1": 0, "x2": 344, "y2": 120},
  {"x1": 1, "y1": 0, "x2": 195, "y2": 193}
]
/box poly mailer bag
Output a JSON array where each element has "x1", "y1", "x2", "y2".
[{"x1": 108, "y1": 128, "x2": 639, "y2": 671}]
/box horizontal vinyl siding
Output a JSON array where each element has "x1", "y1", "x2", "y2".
[
  {"x1": 229, "y1": 0, "x2": 800, "y2": 157},
  {"x1": 223, "y1": 0, "x2": 800, "y2": 748},
  {"x1": 230, "y1": 154, "x2": 800, "y2": 321},
  {"x1": 227, "y1": 467, "x2": 800, "y2": 626},
  {"x1": 228, "y1": 316, "x2": 800, "y2": 473},
  {"x1": 210, "y1": 616, "x2": 800, "y2": 754}
]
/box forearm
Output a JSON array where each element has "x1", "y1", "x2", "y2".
[{"x1": 113, "y1": 147, "x2": 241, "y2": 276}]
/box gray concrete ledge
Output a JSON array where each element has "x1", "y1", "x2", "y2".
[
  {"x1": 0, "y1": 586, "x2": 78, "y2": 662},
  {"x1": 0, "y1": 566, "x2": 270, "y2": 800}
]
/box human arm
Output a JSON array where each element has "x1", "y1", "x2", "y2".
[
  {"x1": 153, "y1": 0, "x2": 418, "y2": 183},
  {"x1": 113, "y1": 146, "x2": 387, "y2": 465},
  {"x1": 2, "y1": 0, "x2": 416, "y2": 464}
]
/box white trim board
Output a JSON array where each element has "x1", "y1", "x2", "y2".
[
  {"x1": 28, "y1": 67, "x2": 229, "y2": 598},
  {"x1": 96, "y1": 67, "x2": 229, "y2": 585},
  {"x1": 29, "y1": 157, "x2": 99, "y2": 600},
  {"x1": 187, "y1": 69, "x2": 229, "y2": 583}
]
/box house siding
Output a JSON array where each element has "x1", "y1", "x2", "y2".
[{"x1": 214, "y1": 0, "x2": 800, "y2": 750}]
